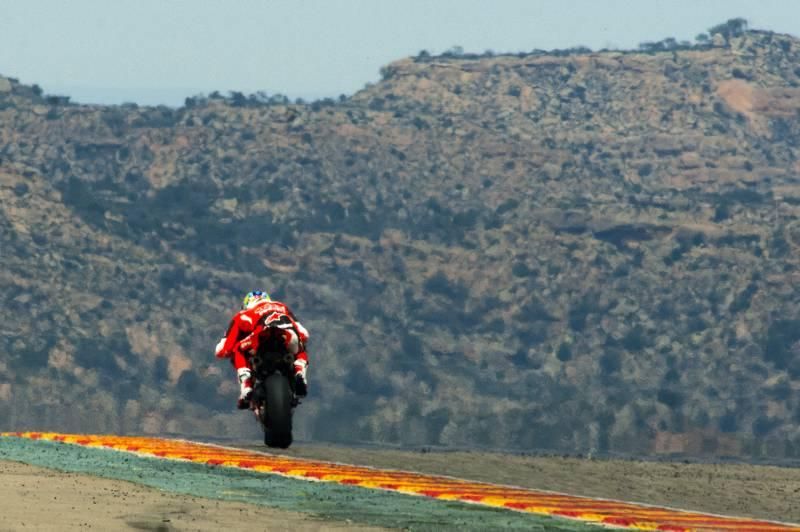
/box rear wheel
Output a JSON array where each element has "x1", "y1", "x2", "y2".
[{"x1": 261, "y1": 373, "x2": 293, "y2": 448}]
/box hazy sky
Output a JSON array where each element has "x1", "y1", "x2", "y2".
[{"x1": 1, "y1": 0, "x2": 798, "y2": 106}]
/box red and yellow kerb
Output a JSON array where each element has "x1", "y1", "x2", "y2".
[{"x1": 2, "y1": 432, "x2": 797, "y2": 531}]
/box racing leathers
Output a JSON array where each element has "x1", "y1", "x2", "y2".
[{"x1": 215, "y1": 300, "x2": 309, "y2": 409}]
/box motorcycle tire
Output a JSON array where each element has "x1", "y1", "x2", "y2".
[{"x1": 262, "y1": 373, "x2": 293, "y2": 448}]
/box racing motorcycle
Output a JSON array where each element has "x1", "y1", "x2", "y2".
[{"x1": 236, "y1": 314, "x2": 302, "y2": 448}]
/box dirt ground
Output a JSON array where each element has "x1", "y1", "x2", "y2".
[
  {"x1": 252, "y1": 442, "x2": 800, "y2": 524},
  {"x1": 0, "y1": 460, "x2": 389, "y2": 532}
]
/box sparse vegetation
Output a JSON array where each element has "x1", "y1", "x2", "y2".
[{"x1": 1, "y1": 22, "x2": 799, "y2": 459}]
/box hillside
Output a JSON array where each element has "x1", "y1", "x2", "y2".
[{"x1": 2, "y1": 26, "x2": 800, "y2": 458}]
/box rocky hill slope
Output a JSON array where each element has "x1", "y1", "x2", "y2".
[{"x1": 2, "y1": 26, "x2": 800, "y2": 457}]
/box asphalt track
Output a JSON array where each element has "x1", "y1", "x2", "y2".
[{"x1": 1, "y1": 432, "x2": 798, "y2": 531}]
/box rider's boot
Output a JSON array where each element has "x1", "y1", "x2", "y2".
[
  {"x1": 293, "y1": 357, "x2": 308, "y2": 397},
  {"x1": 237, "y1": 368, "x2": 253, "y2": 410}
]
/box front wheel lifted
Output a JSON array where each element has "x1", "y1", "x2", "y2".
[{"x1": 261, "y1": 373, "x2": 293, "y2": 448}]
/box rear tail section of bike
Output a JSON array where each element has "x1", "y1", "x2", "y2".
[{"x1": 250, "y1": 325, "x2": 299, "y2": 448}]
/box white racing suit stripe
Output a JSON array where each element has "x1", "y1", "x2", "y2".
[
  {"x1": 214, "y1": 337, "x2": 226, "y2": 357},
  {"x1": 293, "y1": 358, "x2": 307, "y2": 378},
  {"x1": 282, "y1": 329, "x2": 300, "y2": 355},
  {"x1": 294, "y1": 321, "x2": 309, "y2": 343}
]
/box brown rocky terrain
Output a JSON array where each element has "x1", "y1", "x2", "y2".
[{"x1": 1, "y1": 22, "x2": 800, "y2": 458}]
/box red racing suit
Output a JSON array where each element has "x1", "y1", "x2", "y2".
[{"x1": 215, "y1": 300, "x2": 309, "y2": 383}]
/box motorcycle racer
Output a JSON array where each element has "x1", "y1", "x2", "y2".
[{"x1": 215, "y1": 290, "x2": 309, "y2": 409}]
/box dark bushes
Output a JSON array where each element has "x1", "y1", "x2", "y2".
[
  {"x1": 423, "y1": 272, "x2": 468, "y2": 305},
  {"x1": 764, "y1": 319, "x2": 800, "y2": 369},
  {"x1": 177, "y1": 370, "x2": 228, "y2": 411}
]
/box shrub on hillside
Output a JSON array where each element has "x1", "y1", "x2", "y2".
[
  {"x1": 708, "y1": 18, "x2": 748, "y2": 41},
  {"x1": 752, "y1": 415, "x2": 781, "y2": 437},
  {"x1": 556, "y1": 342, "x2": 573, "y2": 361},
  {"x1": 621, "y1": 325, "x2": 650, "y2": 352},
  {"x1": 423, "y1": 271, "x2": 468, "y2": 306},
  {"x1": 176, "y1": 369, "x2": 228, "y2": 411},
  {"x1": 516, "y1": 296, "x2": 556, "y2": 322},
  {"x1": 599, "y1": 349, "x2": 622, "y2": 375},
  {"x1": 58, "y1": 176, "x2": 106, "y2": 225},
  {"x1": 74, "y1": 336, "x2": 132, "y2": 376},
  {"x1": 568, "y1": 294, "x2": 601, "y2": 332},
  {"x1": 764, "y1": 319, "x2": 800, "y2": 369}
]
